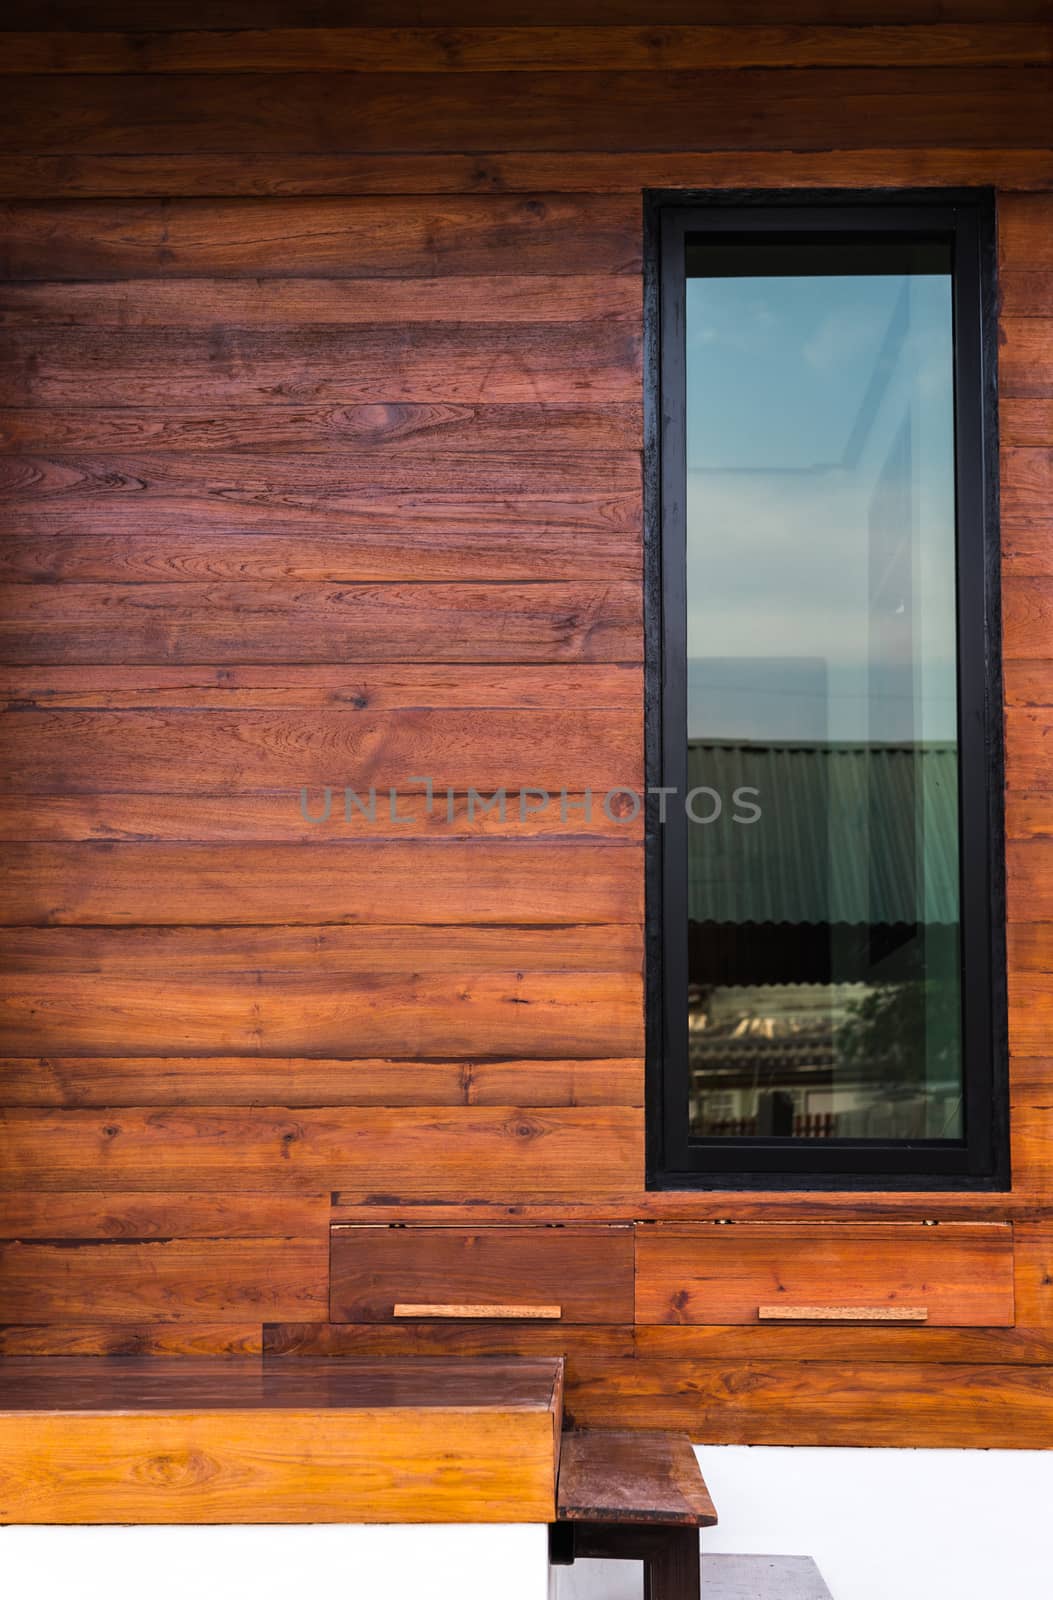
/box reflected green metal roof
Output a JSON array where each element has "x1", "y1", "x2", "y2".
[{"x1": 686, "y1": 741, "x2": 960, "y2": 927}]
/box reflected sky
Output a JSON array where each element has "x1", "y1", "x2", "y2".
[{"x1": 686, "y1": 264, "x2": 958, "y2": 744}]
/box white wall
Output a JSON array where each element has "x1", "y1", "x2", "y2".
[
  {"x1": 555, "y1": 1447, "x2": 1053, "y2": 1600},
  {"x1": 0, "y1": 1523, "x2": 550, "y2": 1600}
]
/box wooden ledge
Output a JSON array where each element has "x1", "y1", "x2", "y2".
[
  {"x1": 0, "y1": 1356, "x2": 564, "y2": 1525},
  {"x1": 557, "y1": 1430, "x2": 717, "y2": 1528}
]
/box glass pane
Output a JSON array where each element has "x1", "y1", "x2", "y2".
[{"x1": 685, "y1": 233, "x2": 963, "y2": 1143}]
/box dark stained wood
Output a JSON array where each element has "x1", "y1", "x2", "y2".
[
  {"x1": 0, "y1": 71, "x2": 1049, "y2": 157},
  {"x1": 330, "y1": 1224, "x2": 635, "y2": 1324},
  {"x1": 0, "y1": 198, "x2": 641, "y2": 280},
  {"x1": 634, "y1": 1223, "x2": 1015, "y2": 1328},
  {"x1": 2, "y1": 149, "x2": 1052, "y2": 199},
  {"x1": 4, "y1": 26, "x2": 1051, "y2": 74},
  {"x1": 0, "y1": 1237, "x2": 328, "y2": 1322},
  {"x1": 557, "y1": 1429, "x2": 716, "y2": 1527},
  {"x1": 0, "y1": 2, "x2": 1047, "y2": 24},
  {"x1": 264, "y1": 1321, "x2": 635, "y2": 1359}
]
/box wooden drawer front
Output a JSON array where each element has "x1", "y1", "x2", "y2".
[
  {"x1": 331, "y1": 1224, "x2": 634, "y2": 1324},
  {"x1": 635, "y1": 1224, "x2": 1015, "y2": 1327}
]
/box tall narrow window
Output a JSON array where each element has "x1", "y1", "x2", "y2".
[{"x1": 648, "y1": 192, "x2": 1006, "y2": 1188}]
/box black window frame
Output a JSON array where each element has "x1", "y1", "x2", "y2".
[{"x1": 644, "y1": 188, "x2": 1009, "y2": 1191}]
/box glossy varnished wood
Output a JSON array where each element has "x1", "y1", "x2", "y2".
[{"x1": 0, "y1": 1356, "x2": 564, "y2": 1524}]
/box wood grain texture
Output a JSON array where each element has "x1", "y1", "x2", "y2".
[
  {"x1": 557, "y1": 1429, "x2": 717, "y2": 1527},
  {"x1": 0, "y1": 197, "x2": 641, "y2": 280},
  {"x1": 2, "y1": 328, "x2": 641, "y2": 406},
  {"x1": 0, "y1": 581, "x2": 642, "y2": 665},
  {"x1": 1, "y1": 2, "x2": 1048, "y2": 24},
  {"x1": 0, "y1": 1324, "x2": 263, "y2": 1357},
  {"x1": 564, "y1": 1359, "x2": 1053, "y2": 1448},
  {"x1": 0, "y1": 1056, "x2": 645, "y2": 1108},
  {"x1": 0, "y1": 707, "x2": 642, "y2": 792},
  {"x1": 2, "y1": 149, "x2": 1051, "y2": 199},
  {"x1": 330, "y1": 1224, "x2": 635, "y2": 1324},
  {"x1": 0, "y1": 842, "x2": 642, "y2": 926},
  {"x1": 5, "y1": 26, "x2": 1051, "y2": 74},
  {"x1": 0, "y1": 1356, "x2": 563, "y2": 1524},
  {"x1": 0, "y1": 71, "x2": 1049, "y2": 156},
  {"x1": 0, "y1": 1190, "x2": 327, "y2": 1237},
  {"x1": 0, "y1": 1237, "x2": 328, "y2": 1323},
  {"x1": 0, "y1": 1107, "x2": 645, "y2": 1194},
  {"x1": 635, "y1": 1224, "x2": 1015, "y2": 1327},
  {"x1": 0, "y1": 402, "x2": 643, "y2": 453}
]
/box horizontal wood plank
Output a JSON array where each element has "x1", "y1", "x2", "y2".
[
  {"x1": 2, "y1": 149, "x2": 1051, "y2": 198},
  {"x1": 0, "y1": 70, "x2": 1049, "y2": 156},
  {"x1": 4, "y1": 26, "x2": 1050, "y2": 74},
  {"x1": 0, "y1": 1056, "x2": 645, "y2": 1109},
  {"x1": 0, "y1": 197, "x2": 641, "y2": 279},
  {"x1": 0, "y1": 1106, "x2": 645, "y2": 1193},
  {"x1": 0, "y1": 580, "x2": 643, "y2": 665},
  {"x1": 0, "y1": 1237, "x2": 329, "y2": 1322},
  {"x1": 565, "y1": 1359, "x2": 1053, "y2": 1448},
  {"x1": 0, "y1": 1190, "x2": 327, "y2": 1237},
  {"x1": 0, "y1": 663, "x2": 642, "y2": 711},
  {"x1": 0, "y1": 402, "x2": 643, "y2": 454},
  {"x1": 1, "y1": 327, "x2": 640, "y2": 407},
  {"x1": 0, "y1": 970, "x2": 642, "y2": 1058},
  {"x1": 0, "y1": 793, "x2": 643, "y2": 842},
  {"x1": 0, "y1": 276, "x2": 639, "y2": 326},
  {"x1": 0, "y1": 707, "x2": 642, "y2": 794},
  {"x1": 0, "y1": 841, "x2": 642, "y2": 925},
  {"x1": 0, "y1": 1323, "x2": 263, "y2": 1356}
]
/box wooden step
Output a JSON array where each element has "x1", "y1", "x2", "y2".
[
  {"x1": 552, "y1": 1430, "x2": 717, "y2": 1600},
  {"x1": 557, "y1": 1430, "x2": 717, "y2": 1528},
  {"x1": 0, "y1": 1356, "x2": 564, "y2": 1525}
]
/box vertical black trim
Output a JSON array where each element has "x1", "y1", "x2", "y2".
[{"x1": 645, "y1": 188, "x2": 1008, "y2": 1191}]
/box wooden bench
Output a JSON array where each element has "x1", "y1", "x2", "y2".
[
  {"x1": 0, "y1": 1356, "x2": 564, "y2": 1524},
  {"x1": 551, "y1": 1429, "x2": 718, "y2": 1600}
]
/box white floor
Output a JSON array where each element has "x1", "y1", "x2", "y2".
[
  {"x1": 554, "y1": 1447, "x2": 1053, "y2": 1600},
  {"x1": 0, "y1": 1523, "x2": 549, "y2": 1600}
]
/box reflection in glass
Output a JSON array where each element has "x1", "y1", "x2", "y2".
[{"x1": 685, "y1": 237, "x2": 963, "y2": 1143}]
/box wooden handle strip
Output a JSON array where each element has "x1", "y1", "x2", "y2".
[
  {"x1": 757, "y1": 1304, "x2": 928, "y2": 1322},
  {"x1": 393, "y1": 1303, "x2": 562, "y2": 1320}
]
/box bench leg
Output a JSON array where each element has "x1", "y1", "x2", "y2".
[
  {"x1": 551, "y1": 1523, "x2": 701, "y2": 1600},
  {"x1": 643, "y1": 1527, "x2": 700, "y2": 1600}
]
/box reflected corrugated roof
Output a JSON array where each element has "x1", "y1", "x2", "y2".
[{"x1": 687, "y1": 741, "x2": 960, "y2": 926}]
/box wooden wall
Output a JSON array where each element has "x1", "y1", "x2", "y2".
[{"x1": 1, "y1": 4, "x2": 1052, "y2": 1447}]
